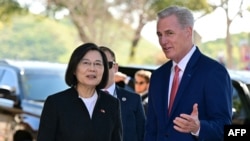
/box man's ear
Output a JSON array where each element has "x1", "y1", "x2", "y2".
[
  {"x1": 185, "y1": 26, "x2": 193, "y2": 38},
  {"x1": 114, "y1": 63, "x2": 119, "y2": 72}
]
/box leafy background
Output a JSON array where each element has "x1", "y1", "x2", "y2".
[{"x1": 0, "y1": 11, "x2": 249, "y2": 69}]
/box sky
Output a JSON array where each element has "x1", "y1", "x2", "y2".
[{"x1": 141, "y1": 0, "x2": 250, "y2": 46}]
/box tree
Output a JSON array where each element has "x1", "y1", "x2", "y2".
[
  {"x1": 46, "y1": 0, "x2": 210, "y2": 63},
  {"x1": 0, "y1": 0, "x2": 27, "y2": 23},
  {"x1": 207, "y1": 0, "x2": 249, "y2": 69},
  {"x1": 0, "y1": 0, "x2": 209, "y2": 63},
  {"x1": 3, "y1": 0, "x2": 248, "y2": 67},
  {"x1": 111, "y1": 0, "x2": 210, "y2": 62},
  {"x1": 47, "y1": 0, "x2": 124, "y2": 45}
]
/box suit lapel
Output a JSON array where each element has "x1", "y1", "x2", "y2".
[
  {"x1": 154, "y1": 62, "x2": 172, "y2": 122},
  {"x1": 115, "y1": 86, "x2": 122, "y2": 99},
  {"x1": 170, "y1": 48, "x2": 202, "y2": 115}
]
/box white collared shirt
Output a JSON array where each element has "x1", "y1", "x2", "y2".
[
  {"x1": 168, "y1": 45, "x2": 196, "y2": 106},
  {"x1": 103, "y1": 83, "x2": 117, "y2": 98},
  {"x1": 167, "y1": 45, "x2": 200, "y2": 136}
]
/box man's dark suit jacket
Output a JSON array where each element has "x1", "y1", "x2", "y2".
[
  {"x1": 115, "y1": 86, "x2": 146, "y2": 141},
  {"x1": 145, "y1": 47, "x2": 233, "y2": 141},
  {"x1": 37, "y1": 87, "x2": 122, "y2": 141}
]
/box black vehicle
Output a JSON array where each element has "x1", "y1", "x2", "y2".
[
  {"x1": 0, "y1": 59, "x2": 69, "y2": 139},
  {"x1": 0, "y1": 61, "x2": 249, "y2": 140},
  {"x1": 118, "y1": 65, "x2": 250, "y2": 125}
]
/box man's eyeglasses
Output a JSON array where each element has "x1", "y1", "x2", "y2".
[
  {"x1": 135, "y1": 81, "x2": 146, "y2": 85},
  {"x1": 108, "y1": 61, "x2": 116, "y2": 69}
]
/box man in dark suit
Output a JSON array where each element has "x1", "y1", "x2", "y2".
[
  {"x1": 13, "y1": 130, "x2": 33, "y2": 141},
  {"x1": 134, "y1": 69, "x2": 152, "y2": 115},
  {"x1": 100, "y1": 46, "x2": 146, "y2": 141},
  {"x1": 145, "y1": 5, "x2": 233, "y2": 141}
]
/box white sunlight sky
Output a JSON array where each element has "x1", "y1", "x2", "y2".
[{"x1": 142, "y1": 0, "x2": 250, "y2": 46}]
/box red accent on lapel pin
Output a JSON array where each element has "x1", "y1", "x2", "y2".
[{"x1": 100, "y1": 109, "x2": 105, "y2": 113}]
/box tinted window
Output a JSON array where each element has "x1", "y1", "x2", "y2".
[
  {"x1": 0, "y1": 68, "x2": 20, "y2": 94},
  {"x1": 21, "y1": 69, "x2": 68, "y2": 101},
  {"x1": 232, "y1": 86, "x2": 244, "y2": 117},
  {"x1": 232, "y1": 81, "x2": 249, "y2": 124}
]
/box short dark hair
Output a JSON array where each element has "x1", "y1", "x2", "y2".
[
  {"x1": 65, "y1": 43, "x2": 109, "y2": 89},
  {"x1": 13, "y1": 130, "x2": 33, "y2": 141},
  {"x1": 99, "y1": 46, "x2": 116, "y2": 62}
]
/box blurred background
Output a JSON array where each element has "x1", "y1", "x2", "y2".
[
  {"x1": 1, "y1": 1, "x2": 250, "y2": 141},
  {"x1": 0, "y1": 0, "x2": 250, "y2": 70}
]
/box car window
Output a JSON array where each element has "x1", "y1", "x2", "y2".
[
  {"x1": 247, "y1": 84, "x2": 250, "y2": 93},
  {"x1": 232, "y1": 81, "x2": 249, "y2": 124},
  {"x1": 0, "y1": 68, "x2": 20, "y2": 94},
  {"x1": 0, "y1": 69, "x2": 3, "y2": 77},
  {"x1": 21, "y1": 69, "x2": 69, "y2": 101},
  {"x1": 232, "y1": 86, "x2": 244, "y2": 117}
]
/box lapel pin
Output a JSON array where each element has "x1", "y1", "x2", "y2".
[
  {"x1": 122, "y1": 97, "x2": 126, "y2": 101},
  {"x1": 100, "y1": 109, "x2": 105, "y2": 113}
]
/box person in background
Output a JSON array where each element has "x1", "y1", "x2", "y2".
[
  {"x1": 13, "y1": 130, "x2": 33, "y2": 141},
  {"x1": 145, "y1": 5, "x2": 233, "y2": 141},
  {"x1": 115, "y1": 71, "x2": 135, "y2": 91},
  {"x1": 134, "y1": 69, "x2": 151, "y2": 99},
  {"x1": 99, "y1": 46, "x2": 146, "y2": 141},
  {"x1": 37, "y1": 43, "x2": 122, "y2": 141},
  {"x1": 134, "y1": 69, "x2": 152, "y2": 115}
]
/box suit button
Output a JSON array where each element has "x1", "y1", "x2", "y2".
[{"x1": 165, "y1": 133, "x2": 169, "y2": 137}]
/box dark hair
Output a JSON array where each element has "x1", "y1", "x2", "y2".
[
  {"x1": 13, "y1": 130, "x2": 33, "y2": 141},
  {"x1": 99, "y1": 46, "x2": 116, "y2": 62},
  {"x1": 65, "y1": 43, "x2": 109, "y2": 89}
]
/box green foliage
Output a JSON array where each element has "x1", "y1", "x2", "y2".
[
  {"x1": 199, "y1": 32, "x2": 250, "y2": 69},
  {"x1": 0, "y1": 14, "x2": 160, "y2": 65},
  {"x1": 0, "y1": 0, "x2": 28, "y2": 22},
  {"x1": 0, "y1": 14, "x2": 77, "y2": 63},
  {"x1": 0, "y1": 0, "x2": 213, "y2": 66},
  {"x1": 151, "y1": 0, "x2": 210, "y2": 12},
  {"x1": 1, "y1": 7, "x2": 248, "y2": 68}
]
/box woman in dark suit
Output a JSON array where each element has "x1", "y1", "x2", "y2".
[{"x1": 37, "y1": 43, "x2": 122, "y2": 141}]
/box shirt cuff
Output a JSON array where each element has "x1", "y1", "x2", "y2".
[{"x1": 191, "y1": 127, "x2": 200, "y2": 136}]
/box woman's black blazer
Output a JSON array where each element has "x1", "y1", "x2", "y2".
[{"x1": 37, "y1": 87, "x2": 122, "y2": 141}]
